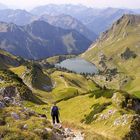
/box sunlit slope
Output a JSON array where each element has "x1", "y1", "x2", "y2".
[
  {"x1": 50, "y1": 71, "x2": 97, "y2": 102},
  {"x1": 10, "y1": 63, "x2": 98, "y2": 102},
  {"x1": 58, "y1": 90, "x2": 140, "y2": 140},
  {"x1": 82, "y1": 14, "x2": 140, "y2": 96}
]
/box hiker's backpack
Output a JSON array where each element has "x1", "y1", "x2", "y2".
[{"x1": 51, "y1": 106, "x2": 59, "y2": 115}]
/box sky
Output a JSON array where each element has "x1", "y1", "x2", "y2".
[{"x1": 0, "y1": 0, "x2": 140, "y2": 10}]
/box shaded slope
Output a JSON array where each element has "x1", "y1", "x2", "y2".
[
  {"x1": 0, "y1": 49, "x2": 21, "y2": 69},
  {"x1": 37, "y1": 14, "x2": 97, "y2": 41},
  {"x1": 0, "y1": 69, "x2": 42, "y2": 104},
  {"x1": 0, "y1": 21, "x2": 91, "y2": 59},
  {"x1": 23, "y1": 63, "x2": 53, "y2": 92}
]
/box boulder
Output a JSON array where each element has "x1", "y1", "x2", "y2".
[
  {"x1": 11, "y1": 112, "x2": 20, "y2": 120},
  {"x1": 39, "y1": 114, "x2": 47, "y2": 118},
  {"x1": 23, "y1": 124, "x2": 28, "y2": 130},
  {"x1": 0, "y1": 86, "x2": 17, "y2": 98},
  {"x1": 112, "y1": 92, "x2": 126, "y2": 107}
]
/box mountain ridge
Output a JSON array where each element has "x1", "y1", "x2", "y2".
[
  {"x1": 36, "y1": 14, "x2": 97, "y2": 41},
  {"x1": 82, "y1": 14, "x2": 140, "y2": 96},
  {"x1": 31, "y1": 4, "x2": 139, "y2": 34},
  {"x1": 0, "y1": 20, "x2": 91, "y2": 60}
]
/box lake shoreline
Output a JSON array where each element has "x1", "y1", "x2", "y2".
[{"x1": 55, "y1": 57, "x2": 98, "y2": 74}]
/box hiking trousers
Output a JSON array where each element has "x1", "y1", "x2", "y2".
[{"x1": 52, "y1": 114, "x2": 60, "y2": 124}]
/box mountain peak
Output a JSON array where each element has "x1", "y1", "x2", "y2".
[
  {"x1": 120, "y1": 14, "x2": 140, "y2": 24},
  {"x1": 113, "y1": 14, "x2": 140, "y2": 27},
  {"x1": 99, "y1": 14, "x2": 140, "y2": 41}
]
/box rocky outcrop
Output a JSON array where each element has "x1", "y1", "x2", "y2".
[
  {"x1": 23, "y1": 63, "x2": 53, "y2": 92},
  {"x1": 123, "y1": 115, "x2": 140, "y2": 140},
  {"x1": 112, "y1": 91, "x2": 140, "y2": 112}
]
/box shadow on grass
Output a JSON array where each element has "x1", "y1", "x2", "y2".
[
  {"x1": 81, "y1": 102, "x2": 112, "y2": 124},
  {"x1": 89, "y1": 89, "x2": 115, "y2": 99}
]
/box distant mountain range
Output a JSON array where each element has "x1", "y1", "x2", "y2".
[
  {"x1": 0, "y1": 4, "x2": 139, "y2": 60},
  {"x1": 31, "y1": 4, "x2": 140, "y2": 35},
  {"x1": 0, "y1": 5, "x2": 139, "y2": 37},
  {"x1": 0, "y1": 9, "x2": 97, "y2": 41},
  {"x1": 37, "y1": 14, "x2": 97, "y2": 41},
  {"x1": 0, "y1": 9, "x2": 35, "y2": 25},
  {"x1": 0, "y1": 20, "x2": 91, "y2": 60}
]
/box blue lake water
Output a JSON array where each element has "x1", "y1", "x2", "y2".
[{"x1": 55, "y1": 58, "x2": 98, "y2": 74}]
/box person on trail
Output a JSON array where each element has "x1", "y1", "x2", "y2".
[{"x1": 51, "y1": 103, "x2": 60, "y2": 124}]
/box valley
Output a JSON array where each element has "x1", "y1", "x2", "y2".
[{"x1": 0, "y1": 2, "x2": 139, "y2": 140}]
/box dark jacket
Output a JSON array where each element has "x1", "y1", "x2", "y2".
[{"x1": 51, "y1": 105, "x2": 59, "y2": 116}]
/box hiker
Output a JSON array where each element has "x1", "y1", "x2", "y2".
[{"x1": 51, "y1": 103, "x2": 60, "y2": 124}]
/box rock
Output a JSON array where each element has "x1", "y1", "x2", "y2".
[
  {"x1": 28, "y1": 110, "x2": 36, "y2": 116},
  {"x1": 0, "y1": 119, "x2": 6, "y2": 126},
  {"x1": 0, "y1": 86, "x2": 17, "y2": 98},
  {"x1": 39, "y1": 114, "x2": 47, "y2": 118},
  {"x1": 114, "y1": 114, "x2": 133, "y2": 126},
  {"x1": 65, "y1": 128, "x2": 72, "y2": 133},
  {"x1": 11, "y1": 112, "x2": 20, "y2": 120},
  {"x1": 0, "y1": 76, "x2": 4, "y2": 83},
  {"x1": 0, "y1": 101, "x2": 5, "y2": 109},
  {"x1": 112, "y1": 92, "x2": 126, "y2": 107},
  {"x1": 3, "y1": 96, "x2": 12, "y2": 105},
  {"x1": 23, "y1": 124, "x2": 28, "y2": 130},
  {"x1": 45, "y1": 127, "x2": 52, "y2": 133},
  {"x1": 73, "y1": 132, "x2": 84, "y2": 140},
  {"x1": 0, "y1": 95, "x2": 3, "y2": 100}
]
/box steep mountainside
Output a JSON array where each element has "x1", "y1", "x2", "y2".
[
  {"x1": 22, "y1": 63, "x2": 53, "y2": 92},
  {"x1": 31, "y1": 4, "x2": 135, "y2": 35},
  {"x1": 85, "y1": 8, "x2": 133, "y2": 35},
  {"x1": 37, "y1": 14, "x2": 97, "y2": 41},
  {"x1": 0, "y1": 49, "x2": 22, "y2": 69},
  {"x1": 0, "y1": 21, "x2": 91, "y2": 59},
  {"x1": 82, "y1": 14, "x2": 140, "y2": 97}
]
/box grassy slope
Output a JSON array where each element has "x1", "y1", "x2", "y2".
[
  {"x1": 10, "y1": 65, "x2": 27, "y2": 77},
  {"x1": 10, "y1": 64, "x2": 98, "y2": 103},
  {"x1": 44, "y1": 54, "x2": 76, "y2": 64},
  {"x1": 50, "y1": 70, "x2": 97, "y2": 102},
  {"x1": 82, "y1": 15, "x2": 140, "y2": 97},
  {"x1": 57, "y1": 92, "x2": 135, "y2": 140}
]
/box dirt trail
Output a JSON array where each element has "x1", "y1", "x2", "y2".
[{"x1": 52, "y1": 124, "x2": 84, "y2": 140}]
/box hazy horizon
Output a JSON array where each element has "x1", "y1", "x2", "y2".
[{"x1": 0, "y1": 0, "x2": 140, "y2": 10}]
